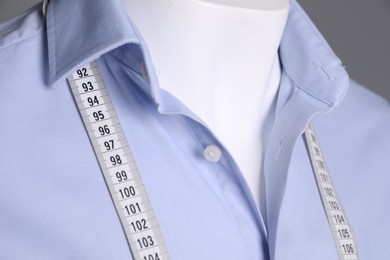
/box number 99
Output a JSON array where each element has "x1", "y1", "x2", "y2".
[{"x1": 116, "y1": 171, "x2": 128, "y2": 182}]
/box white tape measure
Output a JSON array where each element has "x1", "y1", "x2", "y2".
[
  {"x1": 67, "y1": 61, "x2": 170, "y2": 260},
  {"x1": 66, "y1": 59, "x2": 359, "y2": 260},
  {"x1": 305, "y1": 122, "x2": 359, "y2": 260}
]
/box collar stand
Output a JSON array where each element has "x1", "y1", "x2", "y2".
[{"x1": 280, "y1": 1, "x2": 349, "y2": 108}]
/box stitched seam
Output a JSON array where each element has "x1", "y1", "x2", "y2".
[
  {"x1": 297, "y1": 83, "x2": 334, "y2": 106},
  {"x1": 47, "y1": 0, "x2": 56, "y2": 78},
  {"x1": 53, "y1": 1, "x2": 143, "y2": 71},
  {"x1": 282, "y1": 60, "x2": 336, "y2": 106},
  {"x1": 119, "y1": 1, "x2": 160, "y2": 105},
  {"x1": 187, "y1": 122, "x2": 252, "y2": 260},
  {"x1": 58, "y1": 32, "x2": 124, "y2": 72},
  {"x1": 281, "y1": 1, "x2": 348, "y2": 106},
  {"x1": 111, "y1": 46, "x2": 144, "y2": 78},
  {"x1": 0, "y1": 3, "x2": 43, "y2": 50},
  {"x1": 291, "y1": 1, "x2": 336, "y2": 58},
  {"x1": 0, "y1": 27, "x2": 43, "y2": 51},
  {"x1": 212, "y1": 163, "x2": 253, "y2": 259},
  {"x1": 54, "y1": 33, "x2": 127, "y2": 81}
]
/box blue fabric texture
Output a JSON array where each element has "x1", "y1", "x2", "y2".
[{"x1": 0, "y1": 0, "x2": 389, "y2": 259}]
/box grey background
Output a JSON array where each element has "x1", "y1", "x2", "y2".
[{"x1": 1, "y1": 0, "x2": 390, "y2": 101}]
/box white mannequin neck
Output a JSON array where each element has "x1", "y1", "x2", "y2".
[{"x1": 123, "y1": 0, "x2": 289, "y2": 208}]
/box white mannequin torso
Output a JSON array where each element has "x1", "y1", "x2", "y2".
[{"x1": 123, "y1": 0, "x2": 289, "y2": 208}]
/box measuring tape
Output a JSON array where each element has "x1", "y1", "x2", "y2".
[
  {"x1": 305, "y1": 122, "x2": 359, "y2": 260},
  {"x1": 67, "y1": 61, "x2": 170, "y2": 260},
  {"x1": 67, "y1": 59, "x2": 359, "y2": 259}
]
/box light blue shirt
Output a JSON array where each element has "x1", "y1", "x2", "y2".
[{"x1": 1, "y1": 0, "x2": 390, "y2": 259}]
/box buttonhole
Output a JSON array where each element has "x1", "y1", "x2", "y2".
[{"x1": 313, "y1": 60, "x2": 334, "y2": 81}]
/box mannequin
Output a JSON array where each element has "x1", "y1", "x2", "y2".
[{"x1": 123, "y1": 0, "x2": 289, "y2": 208}]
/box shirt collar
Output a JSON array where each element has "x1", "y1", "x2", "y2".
[
  {"x1": 45, "y1": 0, "x2": 349, "y2": 109},
  {"x1": 46, "y1": 0, "x2": 143, "y2": 86},
  {"x1": 280, "y1": 1, "x2": 349, "y2": 109}
]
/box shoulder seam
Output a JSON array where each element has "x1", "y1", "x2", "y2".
[{"x1": 0, "y1": 27, "x2": 43, "y2": 51}]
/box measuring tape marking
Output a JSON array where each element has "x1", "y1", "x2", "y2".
[
  {"x1": 68, "y1": 60, "x2": 359, "y2": 259},
  {"x1": 68, "y1": 61, "x2": 170, "y2": 260},
  {"x1": 305, "y1": 122, "x2": 359, "y2": 260}
]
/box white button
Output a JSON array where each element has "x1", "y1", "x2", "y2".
[{"x1": 204, "y1": 145, "x2": 222, "y2": 162}]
